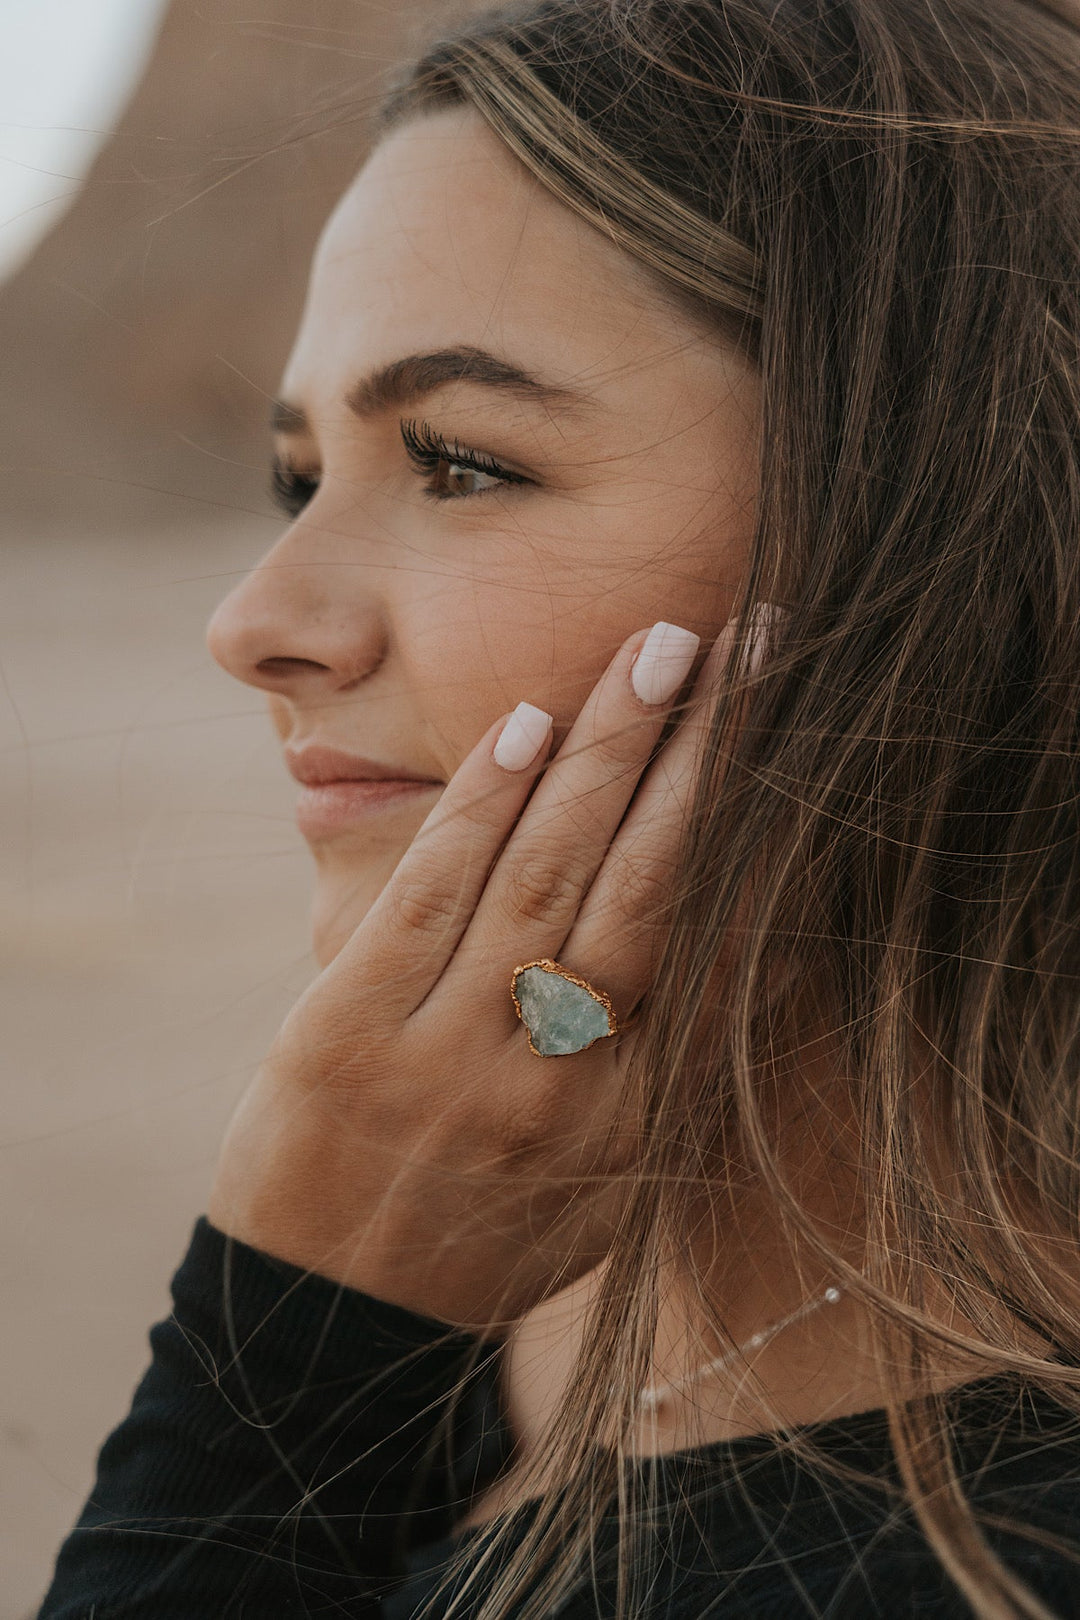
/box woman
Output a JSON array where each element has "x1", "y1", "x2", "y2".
[{"x1": 37, "y1": 0, "x2": 1080, "y2": 1615}]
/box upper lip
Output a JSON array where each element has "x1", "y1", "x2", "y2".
[{"x1": 285, "y1": 745, "x2": 443, "y2": 787}]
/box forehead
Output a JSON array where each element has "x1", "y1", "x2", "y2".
[{"x1": 283, "y1": 108, "x2": 742, "y2": 412}]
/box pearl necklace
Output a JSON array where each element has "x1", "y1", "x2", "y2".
[{"x1": 637, "y1": 1285, "x2": 843, "y2": 1414}]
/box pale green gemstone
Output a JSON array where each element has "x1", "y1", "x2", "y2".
[{"x1": 514, "y1": 964, "x2": 613, "y2": 1056}]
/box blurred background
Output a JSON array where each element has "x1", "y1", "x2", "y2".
[{"x1": 0, "y1": 1, "x2": 467, "y2": 1611}]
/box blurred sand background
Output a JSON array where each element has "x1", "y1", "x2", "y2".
[{"x1": 0, "y1": 2, "x2": 469, "y2": 1611}]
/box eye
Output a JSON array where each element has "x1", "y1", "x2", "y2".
[
  {"x1": 400, "y1": 417, "x2": 530, "y2": 501},
  {"x1": 270, "y1": 458, "x2": 320, "y2": 518}
]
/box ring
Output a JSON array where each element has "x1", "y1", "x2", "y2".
[{"x1": 510, "y1": 958, "x2": 619, "y2": 1057}]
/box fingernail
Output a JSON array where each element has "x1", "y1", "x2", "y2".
[
  {"x1": 630, "y1": 622, "x2": 701, "y2": 707},
  {"x1": 493, "y1": 702, "x2": 553, "y2": 771},
  {"x1": 716, "y1": 603, "x2": 788, "y2": 678},
  {"x1": 745, "y1": 603, "x2": 787, "y2": 676}
]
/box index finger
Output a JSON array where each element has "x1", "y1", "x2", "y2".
[{"x1": 332, "y1": 703, "x2": 555, "y2": 1012}]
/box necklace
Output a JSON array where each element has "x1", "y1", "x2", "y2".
[{"x1": 637, "y1": 1285, "x2": 842, "y2": 1414}]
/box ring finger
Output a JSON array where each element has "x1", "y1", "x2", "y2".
[
  {"x1": 558, "y1": 624, "x2": 737, "y2": 1014},
  {"x1": 452, "y1": 620, "x2": 703, "y2": 986}
]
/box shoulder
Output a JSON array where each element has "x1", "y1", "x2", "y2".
[{"x1": 619, "y1": 1378, "x2": 1080, "y2": 1620}]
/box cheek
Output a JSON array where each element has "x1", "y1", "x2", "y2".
[
  {"x1": 403, "y1": 573, "x2": 626, "y2": 747},
  {"x1": 268, "y1": 696, "x2": 291, "y2": 741},
  {"x1": 402, "y1": 495, "x2": 743, "y2": 769}
]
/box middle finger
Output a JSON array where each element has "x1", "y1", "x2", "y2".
[{"x1": 566, "y1": 603, "x2": 784, "y2": 1008}]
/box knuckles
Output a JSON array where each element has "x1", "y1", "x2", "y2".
[
  {"x1": 603, "y1": 846, "x2": 679, "y2": 926},
  {"x1": 388, "y1": 871, "x2": 465, "y2": 937},
  {"x1": 584, "y1": 718, "x2": 649, "y2": 775},
  {"x1": 502, "y1": 851, "x2": 590, "y2": 928}
]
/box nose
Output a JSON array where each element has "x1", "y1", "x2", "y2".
[{"x1": 206, "y1": 521, "x2": 388, "y2": 700}]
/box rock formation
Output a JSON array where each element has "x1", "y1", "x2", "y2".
[{"x1": 0, "y1": 0, "x2": 475, "y2": 532}]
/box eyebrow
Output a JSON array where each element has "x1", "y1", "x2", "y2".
[{"x1": 270, "y1": 344, "x2": 598, "y2": 435}]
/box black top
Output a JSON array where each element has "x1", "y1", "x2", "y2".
[{"x1": 36, "y1": 1217, "x2": 1080, "y2": 1618}]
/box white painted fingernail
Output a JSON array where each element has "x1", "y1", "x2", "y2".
[
  {"x1": 630, "y1": 622, "x2": 701, "y2": 707},
  {"x1": 493, "y1": 702, "x2": 553, "y2": 771},
  {"x1": 745, "y1": 603, "x2": 787, "y2": 676}
]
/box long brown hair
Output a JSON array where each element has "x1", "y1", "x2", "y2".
[{"x1": 369, "y1": 2, "x2": 1080, "y2": 1615}]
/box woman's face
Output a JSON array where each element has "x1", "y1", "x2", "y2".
[{"x1": 208, "y1": 109, "x2": 761, "y2": 965}]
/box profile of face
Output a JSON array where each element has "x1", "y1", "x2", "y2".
[{"x1": 207, "y1": 108, "x2": 762, "y2": 965}]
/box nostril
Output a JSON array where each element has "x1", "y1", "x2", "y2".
[{"x1": 255, "y1": 656, "x2": 333, "y2": 678}]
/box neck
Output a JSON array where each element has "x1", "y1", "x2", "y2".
[
  {"x1": 630, "y1": 1039, "x2": 987, "y2": 1453},
  {"x1": 632, "y1": 1182, "x2": 871, "y2": 1453}
]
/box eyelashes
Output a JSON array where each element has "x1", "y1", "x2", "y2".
[
  {"x1": 399, "y1": 418, "x2": 529, "y2": 499},
  {"x1": 270, "y1": 460, "x2": 321, "y2": 519},
  {"x1": 269, "y1": 418, "x2": 530, "y2": 518}
]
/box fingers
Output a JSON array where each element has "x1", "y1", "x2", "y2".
[
  {"x1": 332, "y1": 621, "x2": 701, "y2": 1021},
  {"x1": 450, "y1": 621, "x2": 702, "y2": 983},
  {"x1": 559, "y1": 633, "x2": 730, "y2": 1010},
  {"x1": 324, "y1": 605, "x2": 784, "y2": 1034},
  {"x1": 331, "y1": 705, "x2": 555, "y2": 1009},
  {"x1": 566, "y1": 602, "x2": 789, "y2": 1011}
]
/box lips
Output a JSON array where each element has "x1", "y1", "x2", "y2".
[
  {"x1": 285, "y1": 744, "x2": 441, "y2": 788},
  {"x1": 285, "y1": 745, "x2": 443, "y2": 836}
]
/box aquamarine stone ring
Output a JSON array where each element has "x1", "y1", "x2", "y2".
[{"x1": 510, "y1": 958, "x2": 619, "y2": 1057}]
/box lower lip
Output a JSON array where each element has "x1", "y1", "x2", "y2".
[{"x1": 295, "y1": 779, "x2": 442, "y2": 837}]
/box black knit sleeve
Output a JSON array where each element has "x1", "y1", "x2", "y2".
[{"x1": 37, "y1": 1217, "x2": 512, "y2": 1619}]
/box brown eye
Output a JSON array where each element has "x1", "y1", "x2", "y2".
[
  {"x1": 399, "y1": 417, "x2": 530, "y2": 502},
  {"x1": 431, "y1": 460, "x2": 506, "y2": 498}
]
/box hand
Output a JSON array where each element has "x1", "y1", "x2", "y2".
[{"x1": 208, "y1": 622, "x2": 732, "y2": 1332}]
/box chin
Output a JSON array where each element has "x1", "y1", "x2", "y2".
[{"x1": 308, "y1": 847, "x2": 404, "y2": 967}]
